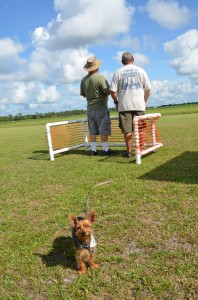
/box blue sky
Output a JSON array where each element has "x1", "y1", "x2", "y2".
[{"x1": 0, "y1": 0, "x2": 197, "y2": 116}]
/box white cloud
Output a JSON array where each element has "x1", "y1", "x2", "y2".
[
  {"x1": 61, "y1": 48, "x2": 91, "y2": 83},
  {"x1": 113, "y1": 51, "x2": 151, "y2": 67},
  {"x1": 116, "y1": 36, "x2": 140, "y2": 51},
  {"x1": 0, "y1": 82, "x2": 36, "y2": 107},
  {"x1": 26, "y1": 48, "x2": 51, "y2": 82},
  {"x1": 33, "y1": 0, "x2": 135, "y2": 50},
  {"x1": 164, "y1": 29, "x2": 198, "y2": 79},
  {"x1": 28, "y1": 103, "x2": 40, "y2": 110},
  {"x1": 67, "y1": 84, "x2": 81, "y2": 96},
  {"x1": 12, "y1": 83, "x2": 27, "y2": 104},
  {"x1": 54, "y1": 0, "x2": 81, "y2": 18},
  {"x1": 32, "y1": 27, "x2": 50, "y2": 44},
  {"x1": 149, "y1": 80, "x2": 198, "y2": 106},
  {"x1": 0, "y1": 38, "x2": 26, "y2": 74},
  {"x1": 0, "y1": 94, "x2": 9, "y2": 110},
  {"x1": 0, "y1": 102, "x2": 8, "y2": 111},
  {"x1": 36, "y1": 85, "x2": 60, "y2": 103},
  {"x1": 133, "y1": 53, "x2": 151, "y2": 67},
  {"x1": 112, "y1": 51, "x2": 124, "y2": 64},
  {"x1": 0, "y1": 38, "x2": 24, "y2": 58},
  {"x1": 145, "y1": 0, "x2": 190, "y2": 29},
  {"x1": 143, "y1": 35, "x2": 159, "y2": 50},
  {"x1": 26, "y1": 46, "x2": 91, "y2": 84}
]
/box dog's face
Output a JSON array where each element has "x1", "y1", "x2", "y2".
[{"x1": 68, "y1": 210, "x2": 95, "y2": 241}]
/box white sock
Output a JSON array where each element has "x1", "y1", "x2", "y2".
[
  {"x1": 90, "y1": 142, "x2": 97, "y2": 152},
  {"x1": 102, "y1": 142, "x2": 109, "y2": 152}
]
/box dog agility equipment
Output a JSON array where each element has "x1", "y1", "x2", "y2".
[{"x1": 46, "y1": 113, "x2": 163, "y2": 164}]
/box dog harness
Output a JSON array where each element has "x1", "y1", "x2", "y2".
[{"x1": 72, "y1": 232, "x2": 97, "y2": 255}]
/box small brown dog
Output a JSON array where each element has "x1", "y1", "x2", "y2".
[{"x1": 68, "y1": 210, "x2": 99, "y2": 275}]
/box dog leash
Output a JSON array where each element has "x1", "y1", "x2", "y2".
[{"x1": 85, "y1": 180, "x2": 113, "y2": 216}]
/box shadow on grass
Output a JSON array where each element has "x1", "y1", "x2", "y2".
[
  {"x1": 139, "y1": 151, "x2": 198, "y2": 184},
  {"x1": 28, "y1": 150, "x2": 50, "y2": 160},
  {"x1": 35, "y1": 236, "x2": 76, "y2": 270},
  {"x1": 28, "y1": 148, "x2": 127, "y2": 161},
  {"x1": 29, "y1": 148, "x2": 91, "y2": 160}
]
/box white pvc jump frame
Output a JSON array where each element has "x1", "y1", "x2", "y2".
[
  {"x1": 46, "y1": 113, "x2": 163, "y2": 164},
  {"x1": 133, "y1": 113, "x2": 163, "y2": 164}
]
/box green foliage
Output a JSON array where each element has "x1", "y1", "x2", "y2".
[
  {"x1": 0, "y1": 108, "x2": 197, "y2": 299},
  {"x1": 0, "y1": 102, "x2": 198, "y2": 123},
  {"x1": 0, "y1": 109, "x2": 87, "y2": 123}
]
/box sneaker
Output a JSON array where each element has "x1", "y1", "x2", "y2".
[
  {"x1": 91, "y1": 150, "x2": 98, "y2": 156},
  {"x1": 125, "y1": 151, "x2": 132, "y2": 158},
  {"x1": 103, "y1": 149, "x2": 115, "y2": 156}
]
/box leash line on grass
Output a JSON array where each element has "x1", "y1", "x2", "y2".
[{"x1": 85, "y1": 180, "x2": 113, "y2": 216}]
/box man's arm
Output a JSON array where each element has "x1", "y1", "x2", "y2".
[
  {"x1": 144, "y1": 89, "x2": 150, "y2": 106},
  {"x1": 80, "y1": 80, "x2": 87, "y2": 98},
  {"x1": 100, "y1": 77, "x2": 111, "y2": 95},
  {"x1": 110, "y1": 91, "x2": 118, "y2": 111}
]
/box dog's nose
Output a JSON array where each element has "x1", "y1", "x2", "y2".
[{"x1": 82, "y1": 231, "x2": 86, "y2": 237}]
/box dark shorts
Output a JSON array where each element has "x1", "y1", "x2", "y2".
[
  {"x1": 119, "y1": 111, "x2": 145, "y2": 133},
  {"x1": 87, "y1": 108, "x2": 111, "y2": 135}
]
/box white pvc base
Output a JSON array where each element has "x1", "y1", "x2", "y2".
[{"x1": 135, "y1": 154, "x2": 141, "y2": 165}]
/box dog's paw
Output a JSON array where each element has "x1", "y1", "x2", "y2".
[
  {"x1": 91, "y1": 263, "x2": 99, "y2": 269},
  {"x1": 78, "y1": 268, "x2": 86, "y2": 275}
]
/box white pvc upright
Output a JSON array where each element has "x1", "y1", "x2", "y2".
[
  {"x1": 83, "y1": 121, "x2": 89, "y2": 151},
  {"x1": 46, "y1": 123, "x2": 55, "y2": 161}
]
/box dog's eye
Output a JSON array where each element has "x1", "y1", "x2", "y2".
[
  {"x1": 77, "y1": 226, "x2": 81, "y2": 230},
  {"x1": 85, "y1": 225, "x2": 91, "y2": 228}
]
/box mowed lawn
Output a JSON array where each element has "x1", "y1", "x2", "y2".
[{"x1": 0, "y1": 108, "x2": 198, "y2": 299}]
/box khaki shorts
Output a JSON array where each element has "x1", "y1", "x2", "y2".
[
  {"x1": 87, "y1": 108, "x2": 111, "y2": 135},
  {"x1": 119, "y1": 111, "x2": 145, "y2": 133}
]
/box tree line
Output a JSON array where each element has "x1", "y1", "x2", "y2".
[
  {"x1": 0, "y1": 107, "x2": 118, "y2": 122},
  {"x1": 0, "y1": 102, "x2": 197, "y2": 123},
  {"x1": 0, "y1": 109, "x2": 86, "y2": 122}
]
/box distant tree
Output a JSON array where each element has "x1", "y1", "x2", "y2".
[{"x1": 0, "y1": 102, "x2": 197, "y2": 123}]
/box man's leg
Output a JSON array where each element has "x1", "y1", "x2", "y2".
[
  {"x1": 97, "y1": 108, "x2": 111, "y2": 154},
  {"x1": 100, "y1": 135, "x2": 109, "y2": 152},
  {"x1": 119, "y1": 112, "x2": 132, "y2": 156},
  {"x1": 90, "y1": 135, "x2": 97, "y2": 152},
  {"x1": 87, "y1": 111, "x2": 98, "y2": 154},
  {"x1": 124, "y1": 132, "x2": 132, "y2": 153}
]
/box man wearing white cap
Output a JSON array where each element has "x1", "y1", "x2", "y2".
[{"x1": 81, "y1": 56, "x2": 113, "y2": 156}]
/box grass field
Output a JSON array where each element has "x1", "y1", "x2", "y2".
[{"x1": 0, "y1": 105, "x2": 198, "y2": 299}]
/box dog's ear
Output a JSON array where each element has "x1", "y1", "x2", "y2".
[
  {"x1": 87, "y1": 210, "x2": 95, "y2": 224},
  {"x1": 68, "y1": 214, "x2": 78, "y2": 227}
]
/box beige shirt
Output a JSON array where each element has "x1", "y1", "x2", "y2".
[{"x1": 110, "y1": 64, "x2": 151, "y2": 112}]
